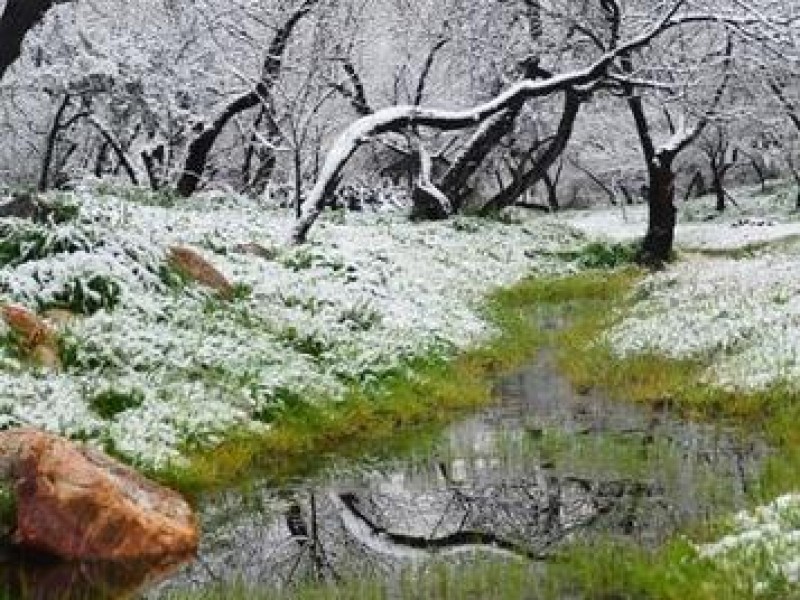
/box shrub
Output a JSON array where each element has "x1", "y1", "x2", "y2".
[
  {"x1": 44, "y1": 274, "x2": 122, "y2": 315},
  {"x1": 0, "y1": 222, "x2": 93, "y2": 267},
  {"x1": 573, "y1": 241, "x2": 640, "y2": 269},
  {"x1": 90, "y1": 388, "x2": 145, "y2": 419}
]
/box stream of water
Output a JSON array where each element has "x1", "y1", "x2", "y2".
[{"x1": 0, "y1": 350, "x2": 769, "y2": 599}]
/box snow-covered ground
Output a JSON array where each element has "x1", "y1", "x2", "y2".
[
  {"x1": 1, "y1": 186, "x2": 800, "y2": 469},
  {"x1": 0, "y1": 190, "x2": 585, "y2": 467},
  {"x1": 568, "y1": 189, "x2": 800, "y2": 392},
  {"x1": 563, "y1": 182, "x2": 800, "y2": 251},
  {"x1": 698, "y1": 494, "x2": 800, "y2": 590},
  {"x1": 5, "y1": 185, "x2": 800, "y2": 587}
]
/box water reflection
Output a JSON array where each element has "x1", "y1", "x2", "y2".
[
  {"x1": 0, "y1": 550, "x2": 188, "y2": 600},
  {"x1": 150, "y1": 351, "x2": 767, "y2": 596}
]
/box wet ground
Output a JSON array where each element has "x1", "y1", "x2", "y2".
[
  {"x1": 149, "y1": 350, "x2": 767, "y2": 597},
  {"x1": 0, "y1": 350, "x2": 769, "y2": 599}
]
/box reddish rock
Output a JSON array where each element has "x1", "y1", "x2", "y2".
[
  {"x1": 1, "y1": 304, "x2": 56, "y2": 348},
  {"x1": 1, "y1": 305, "x2": 61, "y2": 371},
  {"x1": 0, "y1": 429, "x2": 198, "y2": 561},
  {"x1": 167, "y1": 246, "x2": 233, "y2": 297}
]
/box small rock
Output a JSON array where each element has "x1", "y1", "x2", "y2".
[
  {"x1": 167, "y1": 246, "x2": 234, "y2": 298},
  {"x1": 0, "y1": 193, "x2": 45, "y2": 221},
  {"x1": 1, "y1": 305, "x2": 61, "y2": 371},
  {"x1": 233, "y1": 242, "x2": 277, "y2": 260},
  {"x1": 0, "y1": 429, "x2": 198, "y2": 561},
  {"x1": 1, "y1": 305, "x2": 55, "y2": 347}
]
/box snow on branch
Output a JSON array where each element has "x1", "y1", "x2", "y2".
[{"x1": 290, "y1": 0, "x2": 717, "y2": 243}]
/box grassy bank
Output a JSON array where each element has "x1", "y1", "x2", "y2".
[
  {"x1": 151, "y1": 266, "x2": 577, "y2": 495},
  {"x1": 162, "y1": 541, "x2": 760, "y2": 600}
]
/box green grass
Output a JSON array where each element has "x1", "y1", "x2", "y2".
[{"x1": 161, "y1": 539, "x2": 784, "y2": 600}]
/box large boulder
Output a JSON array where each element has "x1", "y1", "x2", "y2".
[{"x1": 0, "y1": 429, "x2": 198, "y2": 561}]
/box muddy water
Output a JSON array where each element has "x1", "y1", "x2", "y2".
[
  {"x1": 0, "y1": 350, "x2": 769, "y2": 599},
  {"x1": 146, "y1": 350, "x2": 767, "y2": 597}
]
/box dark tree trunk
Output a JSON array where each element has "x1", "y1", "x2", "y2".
[
  {"x1": 176, "y1": 89, "x2": 263, "y2": 197},
  {"x1": 683, "y1": 170, "x2": 706, "y2": 202},
  {"x1": 94, "y1": 142, "x2": 109, "y2": 179},
  {"x1": 543, "y1": 171, "x2": 559, "y2": 212},
  {"x1": 638, "y1": 162, "x2": 677, "y2": 266},
  {"x1": 437, "y1": 62, "x2": 552, "y2": 213},
  {"x1": 478, "y1": 89, "x2": 582, "y2": 215},
  {"x1": 619, "y1": 184, "x2": 637, "y2": 206},
  {"x1": 39, "y1": 94, "x2": 72, "y2": 192},
  {"x1": 438, "y1": 107, "x2": 521, "y2": 211},
  {"x1": 0, "y1": 0, "x2": 62, "y2": 81},
  {"x1": 620, "y1": 35, "x2": 729, "y2": 268},
  {"x1": 713, "y1": 174, "x2": 726, "y2": 212},
  {"x1": 749, "y1": 156, "x2": 767, "y2": 192}
]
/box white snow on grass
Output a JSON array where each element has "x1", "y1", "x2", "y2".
[
  {"x1": 605, "y1": 246, "x2": 800, "y2": 391},
  {"x1": 565, "y1": 185, "x2": 800, "y2": 391},
  {"x1": 0, "y1": 190, "x2": 584, "y2": 467},
  {"x1": 698, "y1": 494, "x2": 800, "y2": 591}
]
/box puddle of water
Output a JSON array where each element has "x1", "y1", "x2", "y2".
[{"x1": 142, "y1": 350, "x2": 768, "y2": 597}]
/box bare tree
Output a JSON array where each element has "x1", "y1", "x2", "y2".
[
  {"x1": 175, "y1": 0, "x2": 321, "y2": 197},
  {"x1": 291, "y1": 0, "x2": 742, "y2": 244}
]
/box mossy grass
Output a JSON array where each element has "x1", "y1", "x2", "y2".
[{"x1": 539, "y1": 269, "x2": 800, "y2": 504}]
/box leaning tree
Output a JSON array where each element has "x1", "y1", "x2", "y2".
[{"x1": 290, "y1": 0, "x2": 755, "y2": 244}]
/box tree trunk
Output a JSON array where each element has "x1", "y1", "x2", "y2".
[
  {"x1": 38, "y1": 94, "x2": 72, "y2": 192},
  {"x1": 638, "y1": 163, "x2": 676, "y2": 267},
  {"x1": 713, "y1": 173, "x2": 726, "y2": 212},
  {"x1": 542, "y1": 171, "x2": 559, "y2": 212},
  {"x1": 411, "y1": 144, "x2": 451, "y2": 221},
  {"x1": 0, "y1": 0, "x2": 62, "y2": 82},
  {"x1": 477, "y1": 89, "x2": 582, "y2": 216},
  {"x1": 438, "y1": 107, "x2": 521, "y2": 212}
]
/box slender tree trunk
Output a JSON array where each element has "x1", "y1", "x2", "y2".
[
  {"x1": 683, "y1": 170, "x2": 706, "y2": 202},
  {"x1": 38, "y1": 94, "x2": 71, "y2": 192},
  {"x1": 542, "y1": 171, "x2": 559, "y2": 212},
  {"x1": 175, "y1": 0, "x2": 319, "y2": 197},
  {"x1": 438, "y1": 107, "x2": 521, "y2": 212},
  {"x1": 713, "y1": 173, "x2": 726, "y2": 212},
  {"x1": 478, "y1": 89, "x2": 582, "y2": 215}
]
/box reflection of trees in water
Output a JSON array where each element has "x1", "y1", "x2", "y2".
[
  {"x1": 152, "y1": 353, "x2": 765, "y2": 596},
  {"x1": 154, "y1": 460, "x2": 675, "y2": 594}
]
